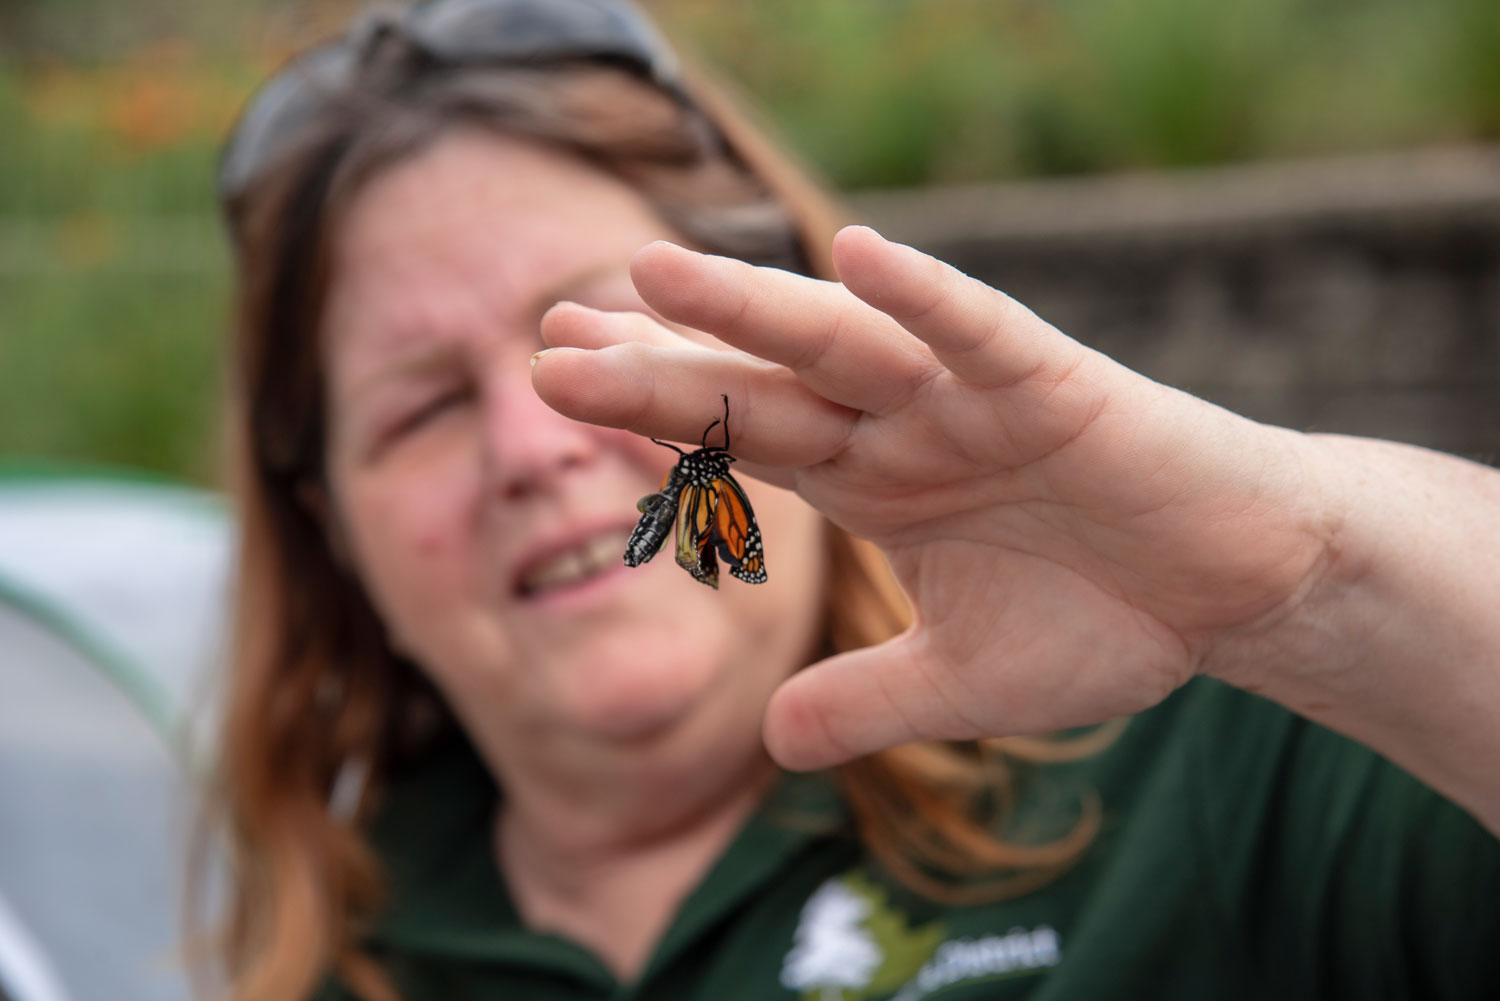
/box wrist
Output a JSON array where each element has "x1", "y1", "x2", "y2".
[
  {"x1": 1201, "y1": 433, "x2": 1500, "y2": 832},
  {"x1": 1196, "y1": 428, "x2": 1355, "y2": 693}
]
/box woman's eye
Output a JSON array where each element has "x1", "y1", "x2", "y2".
[{"x1": 389, "y1": 385, "x2": 473, "y2": 440}]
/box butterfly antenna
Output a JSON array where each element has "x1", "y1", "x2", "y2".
[
  {"x1": 650, "y1": 438, "x2": 687, "y2": 456},
  {"x1": 699, "y1": 418, "x2": 721, "y2": 450},
  {"x1": 720, "y1": 394, "x2": 731, "y2": 451}
]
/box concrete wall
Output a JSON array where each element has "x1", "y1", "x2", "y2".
[{"x1": 852, "y1": 146, "x2": 1500, "y2": 464}]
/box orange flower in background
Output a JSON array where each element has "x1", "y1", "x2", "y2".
[{"x1": 101, "y1": 38, "x2": 203, "y2": 153}]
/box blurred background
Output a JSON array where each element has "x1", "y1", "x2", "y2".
[
  {"x1": 1, "y1": 1, "x2": 1497, "y2": 999},
  {"x1": 3, "y1": 0, "x2": 1499, "y2": 479}
]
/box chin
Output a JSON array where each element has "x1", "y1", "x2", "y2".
[{"x1": 550, "y1": 637, "x2": 731, "y2": 744}]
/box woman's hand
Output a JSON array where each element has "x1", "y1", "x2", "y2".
[{"x1": 532, "y1": 225, "x2": 1341, "y2": 769}]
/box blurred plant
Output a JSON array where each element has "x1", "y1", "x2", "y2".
[
  {"x1": 657, "y1": 0, "x2": 1500, "y2": 187},
  {"x1": 1430, "y1": 0, "x2": 1500, "y2": 138},
  {"x1": 1056, "y1": 0, "x2": 1296, "y2": 168},
  {"x1": 0, "y1": 50, "x2": 239, "y2": 481},
  {"x1": 0, "y1": 264, "x2": 228, "y2": 480}
]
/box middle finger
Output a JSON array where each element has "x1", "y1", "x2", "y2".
[{"x1": 629, "y1": 241, "x2": 937, "y2": 416}]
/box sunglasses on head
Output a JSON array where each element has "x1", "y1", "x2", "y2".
[{"x1": 218, "y1": 0, "x2": 708, "y2": 204}]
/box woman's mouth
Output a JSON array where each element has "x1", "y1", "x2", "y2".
[{"x1": 516, "y1": 528, "x2": 636, "y2": 598}]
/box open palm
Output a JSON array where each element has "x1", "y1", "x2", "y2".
[{"x1": 533, "y1": 226, "x2": 1338, "y2": 769}]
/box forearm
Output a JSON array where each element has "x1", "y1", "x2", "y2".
[{"x1": 1211, "y1": 433, "x2": 1500, "y2": 835}]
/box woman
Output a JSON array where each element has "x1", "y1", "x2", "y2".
[{"x1": 205, "y1": 1, "x2": 1500, "y2": 999}]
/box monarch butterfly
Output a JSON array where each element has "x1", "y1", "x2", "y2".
[{"x1": 623, "y1": 395, "x2": 767, "y2": 589}]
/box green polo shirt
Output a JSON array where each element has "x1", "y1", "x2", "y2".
[{"x1": 320, "y1": 678, "x2": 1500, "y2": 1000}]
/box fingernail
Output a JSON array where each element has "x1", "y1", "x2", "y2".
[{"x1": 530, "y1": 346, "x2": 585, "y2": 368}]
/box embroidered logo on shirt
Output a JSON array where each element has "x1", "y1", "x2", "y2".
[
  {"x1": 887, "y1": 927, "x2": 1062, "y2": 1001},
  {"x1": 780, "y1": 872, "x2": 1061, "y2": 1001}
]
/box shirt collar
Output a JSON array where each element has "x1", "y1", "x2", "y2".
[{"x1": 361, "y1": 729, "x2": 850, "y2": 977}]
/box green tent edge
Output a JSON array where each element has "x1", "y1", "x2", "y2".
[{"x1": 0, "y1": 458, "x2": 228, "y2": 754}]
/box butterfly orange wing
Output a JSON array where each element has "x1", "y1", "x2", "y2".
[
  {"x1": 674, "y1": 482, "x2": 720, "y2": 588},
  {"x1": 712, "y1": 473, "x2": 766, "y2": 584}
]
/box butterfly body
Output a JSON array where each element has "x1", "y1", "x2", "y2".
[
  {"x1": 625, "y1": 465, "x2": 687, "y2": 568},
  {"x1": 621, "y1": 396, "x2": 767, "y2": 589}
]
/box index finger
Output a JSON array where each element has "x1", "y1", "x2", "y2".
[{"x1": 530, "y1": 335, "x2": 856, "y2": 472}]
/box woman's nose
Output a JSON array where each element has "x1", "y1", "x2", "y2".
[{"x1": 481, "y1": 362, "x2": 598, "y2": 501}]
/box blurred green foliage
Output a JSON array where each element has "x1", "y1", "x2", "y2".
[
  {"x1": 659, "y1": 0, "x2": 1500, "y2": 182},
  {"x1": 0, "y1": 46, "x2": 253, "y2": 482},
  {"x1": 1, "y1": 0, "x2": 1497, "y2": 482}
]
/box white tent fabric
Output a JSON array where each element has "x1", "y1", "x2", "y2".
[
  {"x1": 0, "y1": 893, "x2": 68, "y2": 1001},
  {"x1": 0, "y1": 469, "x2": 232, "y2": 1001}
]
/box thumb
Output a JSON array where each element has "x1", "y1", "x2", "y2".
[{"x1": 764, "y1": 631, "x2": 967, "y2": 770}]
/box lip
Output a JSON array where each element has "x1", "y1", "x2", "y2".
[
  {"x1": 518, "y1": 556, "x2": 638, "y2": 612},
  {"x1": 509, "y1": 516, "x2": 643, "y2": 604}
]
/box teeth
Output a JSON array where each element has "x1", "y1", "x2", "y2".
[{"x1": 521, "y1": 530, "x2": 632, "y2": 595}]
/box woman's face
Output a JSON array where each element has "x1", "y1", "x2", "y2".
[{"x1": 319, "y1": 129, "x2": 826, "y2": 781}]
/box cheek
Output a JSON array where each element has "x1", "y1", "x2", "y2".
[
  {"x1": 335, "y1": 460, "x2": 482, "y2": 636},
  {"x1": 751, "y1": 482, "x2": 825, "y2": 579}
]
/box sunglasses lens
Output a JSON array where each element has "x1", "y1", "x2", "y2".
[
  {"x1": 219, "y1": 41, "x2": 359, "y2": 199},
  {"x1": 219, "y1": 0, "x2": 687, "y2": 204},
  {"x1": 409, "y1": 0, "x2": 672, "y2": 72}
]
